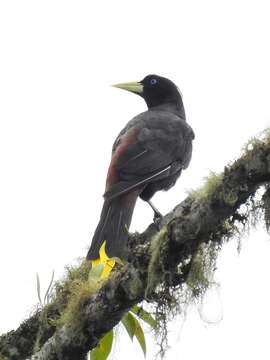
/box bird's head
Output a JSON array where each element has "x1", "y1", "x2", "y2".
[{"x1": 113, "y1": 74, "x2": 184, "y2": 116}]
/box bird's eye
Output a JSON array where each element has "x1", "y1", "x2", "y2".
[{"x1": 150, "y1": 78, "x2": 157, "y2": 85}]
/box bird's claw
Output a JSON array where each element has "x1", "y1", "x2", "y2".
[{"x1": 153, "y1": 211, "x2": 163, "y2": 229}]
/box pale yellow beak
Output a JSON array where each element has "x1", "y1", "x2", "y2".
[{"x1": 112, "y1": 81, "x2": 143, "y2": 94}]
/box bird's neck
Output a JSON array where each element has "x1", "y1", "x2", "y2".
[{"x1": 150, "y1": 101, "x2": 186, "y2": 119}]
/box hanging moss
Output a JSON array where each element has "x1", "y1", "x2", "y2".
[
  {"x1": 146, "y1": 227, "x2": 169, "y2": 298},
  {"x1": 146, "y1": 234, "x2": 221, "y2": 357},
  {"x1": 185, "y1": 242, "x2": 219, "y2": 299}
]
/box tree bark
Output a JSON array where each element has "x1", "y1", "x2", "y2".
[{"x1": 1, "y1": 133, "x2": 270, "y2": 360}]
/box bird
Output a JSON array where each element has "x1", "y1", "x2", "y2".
[{"x1": 87, "y1": 74, "x2": 194, "y2": 278}]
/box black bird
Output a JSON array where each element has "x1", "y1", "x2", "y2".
[{"x1": 87, "y1": 75, "x2": 194, "y2": 276}]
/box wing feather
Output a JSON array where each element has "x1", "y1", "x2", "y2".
[{"x1": 105, "y1": 111, "x2": 193, "y2": 200}]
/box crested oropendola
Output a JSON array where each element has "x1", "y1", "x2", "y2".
[{"x1": 87, "y1": 75, "x2": 194, "y2": 278}]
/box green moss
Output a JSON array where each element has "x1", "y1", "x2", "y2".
[
  {"x1": 30, "y1": 260, "x2": 97, "y2": 353},
  {"x1": 57, "y1": 278, "x2": 100, "y2": 330},
  {"x1": 241, "y1": 129, "x2": 270, "y2": 164},
  {"x1": 64, "y1": 260, "x2": 92, "y2": 282},
  {"x1": 225, "y1": 191, "x2": 238, "y2": 206},
  {"x1": 187, "y1": 129, "x2": 270, "y2": 208},
  {"x1": 188, "y1": 172, "x2": 223, "y2": 201},
  {"x1": 51, "y1": 260, "x2": 93, "y2": 311},
  {"x1": 222, "y1": 219, "x2": 235, "y2": 233},
  {"x1": 51, "y1": 260, "x2": 104, "y2": 331},
  {"x1": 146, "y1": 227, "x2": 169, "y2": 297},
  {"x1": 263, "y1": 128, "x2": 270, "y2": 145},
  {"x1": 243, "y1": 128, "x2": 270, "y2": 152},
  {"x1": 243, "y1": 136, "x2": 261, "y2": 153},
  {"x1": 188, "y1": 168, "x2": 242, "y2": 208},
  {"x1": 0, "y1": 355, "x2": 8, "y2": 360}
]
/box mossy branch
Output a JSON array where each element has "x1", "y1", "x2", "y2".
[{"x1": 1, "y1": 130, "x2": 270, "y2": 360}]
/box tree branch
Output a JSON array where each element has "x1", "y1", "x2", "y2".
[{"x1": 1, "y1": 132, "x2": 270, "y2": 360}]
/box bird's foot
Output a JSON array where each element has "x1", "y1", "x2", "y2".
[
  {"x1": 147, "y1": 200, "x2": 163, "y2": 229},
  {"x1": 153, "y1": 210, "x2": 163, "y2": 229}
]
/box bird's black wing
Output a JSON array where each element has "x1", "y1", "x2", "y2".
[{"x1": 105, "y1": 111, "x2": 194, "y2": 201}]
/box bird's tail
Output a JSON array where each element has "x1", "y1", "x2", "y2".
[{"x1": 86, "y1": 192, "x2": 138, "y2": 278}]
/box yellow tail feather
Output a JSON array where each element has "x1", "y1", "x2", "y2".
[{"x1": 91, "y1": 241, "x2": 116, "y2": 279}]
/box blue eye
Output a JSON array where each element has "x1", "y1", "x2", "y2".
[{"x1": 150, "y1": 78, "x2": 157, "y2": 85}]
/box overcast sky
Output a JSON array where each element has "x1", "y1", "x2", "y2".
[{"x1": 1, "y1": 1, "x2": 270, "y2": 359}]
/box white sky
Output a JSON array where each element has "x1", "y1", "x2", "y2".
[{"x1": 0, "y1": 0, "x2": 270, "y2": 359}]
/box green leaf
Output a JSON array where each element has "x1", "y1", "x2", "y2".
[
  {"x1": 133, "y1": 315, "x2": 147, "y2": 357},
  {"x1": 90, "y1": 330, "x2": 113, "y2": 360},
  {"x1": 88, "y1": 264, "x2": 104, "y2": 281},
  {"x1": 130, "y1": 305, "x2": 156, "y2": 328},
  {"x1": 121, "y1": 312, "x2": 136, "y2": 340},
  {"x1": 122, "y1": 312, "x2": 147, "y2": 356}
]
